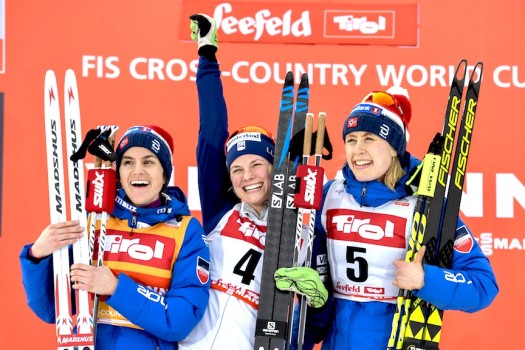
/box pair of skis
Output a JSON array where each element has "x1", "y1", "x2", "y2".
[
  {"x1": 44, "y1": 70, "x2": 118, "y2": 350},
  {"x1": 45, "y1": 69, "x2": 95, "y2": 350},
  {"x1": 254, "y1": 71, "x2": 309, "y2": 350},
  {"x1": 254, "y1": 72, "x2": 328, "y2": 350},
  {"x1": 388, "y1": 59, "x2": 483, "y2": 350}
]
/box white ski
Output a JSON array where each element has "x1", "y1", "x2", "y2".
[
  {"x1": 44, "y1": 69, "x2": 95, "y2": 350},
  {"x1": 64, "y1": 69, "x2": 95, "y2": 350}
]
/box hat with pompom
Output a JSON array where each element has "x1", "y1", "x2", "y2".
[
  {"x1": 342, "y1": 86, "x2": 412, "y2": 156},
  {"x1": 115, "y1": 125, "x2": 174, "y2": 183},
  {"x1": 225, "y1": 126, "x2": 275, "y2": 169}
]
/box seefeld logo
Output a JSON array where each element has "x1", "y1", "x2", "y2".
[{"x1": 213, "y1": 3, "x2": 312, "y2": 41}]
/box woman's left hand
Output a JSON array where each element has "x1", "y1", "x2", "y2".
[
  {"x1": 392, "y1": 246, "x2": 426, "y2": 290},
  {"x1": 71, "y1": 263, "x2": 118, "y2": 295}
]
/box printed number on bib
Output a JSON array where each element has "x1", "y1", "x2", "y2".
[
  {"x1": 233, "y1": 248, "x2": 262, "y2": 285},
  {"x1": 346, "y1": 246, "x2": 368, "y2": 282}
]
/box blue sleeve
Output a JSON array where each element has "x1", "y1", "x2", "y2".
[
  {"x1": 106, "y1": 218, "x2": 211, "y2": 341},
  {"x1": 19, "y1": 244, "x2": 56, "y2": 324},
  {"x1": 413, "y1": 217, "x2": 499, "y2": 312},
  {"x1": 196, "y1": 56, "x2": 239, "y2": 234}
]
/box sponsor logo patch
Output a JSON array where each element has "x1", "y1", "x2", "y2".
[
  {"x1": 454, "y1": 225, "x2": 474, "y2": 253},
  {"x1": 197, "y1": 256, "x2": 210, "y2": 284}
]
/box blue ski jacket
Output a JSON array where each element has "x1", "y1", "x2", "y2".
[
  {"x1": 297, "y1": 156, "x2": 499, "y2": 350},
  {"x1": 20, "y1": 186, "x2": 210, "y2": 350},
  {"x1": 178, "y1": 55, "x2": 269, "y2": 350},
  {"x1": 195, "y1": 57, "x2": 240, "y2": 234}
]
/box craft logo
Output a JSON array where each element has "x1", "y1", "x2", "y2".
[{"x1": 324, "y1": 10, "x2": 394, "y2": 38}]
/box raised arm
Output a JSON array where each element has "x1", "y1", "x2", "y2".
[{"x1": 191, "y1": 14, "x2": 238, "y2": 234}]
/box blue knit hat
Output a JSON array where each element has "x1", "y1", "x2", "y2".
[
  {"x1": 225, "y1": 126, "x2": 275, "y2": 169},
  {"x1": 116, "y1": 125, "x2": 174, "y2": 183},
  {"x1": 342, "y1": 87, "x2": 412, "y2": 156}
]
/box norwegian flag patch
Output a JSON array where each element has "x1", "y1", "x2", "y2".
[
  {"x1": 196, "y1": 256, "x2": 210, "y2": 284},
  {"x1": 454, "y1": 225, "x2": 474, "y2": 253},
  {"x1": 347, "y1": 117, "x2": 358, "y2": 128}
]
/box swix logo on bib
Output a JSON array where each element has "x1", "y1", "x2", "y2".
[
  {"x1": 327, "y1": 208, "x2": 406, "y2": 248},
  {"x1": 221, "y1": 210, "x2": 266, "y2": 250},
  {"x1": 103, "y1": 231, "x2": 176, "y2": 269}
]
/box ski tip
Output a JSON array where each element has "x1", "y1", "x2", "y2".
[
  {"x1": 299, "y1": 76, "x2": 309, "y2": 90},
  {"x1": 454, "y1": 60, "x2": 468, "y2": 82},
  {"x1": 65, "y1": 68, "x2": 77, "y2": 82},
  {"x1": 471, "y1": 61, "x2": 484, "y2": 83},
  {"x1": 300, "y1": 72, "x2": 309, "y2": 83},
  {"x1": 45, "y1": 69, "x2": 57, "y2": 82},
  {"x1": 285, "y1": 71, "x2": 294, "y2": 83}
]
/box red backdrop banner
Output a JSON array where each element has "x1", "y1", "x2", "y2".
[{"x1": 0, "y1": 1, "x2": 523, "y2": 349}]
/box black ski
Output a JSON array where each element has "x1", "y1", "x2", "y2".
[
  {"x1": 388, "y1": 59, "x2": 468, "y2": 349},
  {"x1": 401, "y1": 60, "x2": 483, "y2": 350},
  {"x1": 387, "y1": 133, "x2": 445, "y2": 350},
  {"x1": 254, "y1": 72, "x2": 309, "y2": 350}
]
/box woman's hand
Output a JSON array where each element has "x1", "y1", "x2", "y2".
[
  {"x1": 392, "y1": 246, "x2": 426, "y2": 290},
  {"x1": 70, "y1": 264, "x2": 118, "y2": 296},
  {"x1": 31, "y1": 220, "x2": 84, "y2": 259}
]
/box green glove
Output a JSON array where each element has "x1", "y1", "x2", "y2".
[
  {"x1": 274, "y1": 267, "x2": 328, "y2": 308},
  {"x1": 189, "y1": 13, "x2": 218, "y2": 52}
]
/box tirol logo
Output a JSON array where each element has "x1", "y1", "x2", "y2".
[
  {"x1": 325, "y1": 11, "x2": 394, "y2": 38},
  {"x1": 106, "y1": 235, "x2": 165, "y2": 261},
  {"x1": 327, "y1": 208, "x2": 406, "y2": 248},
  {"x1": 213, "y1": 3, "x2": 312, "y2": 41},
  {"x1": 220, "y1": 210, "x2": 266, "y2": 250}
]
